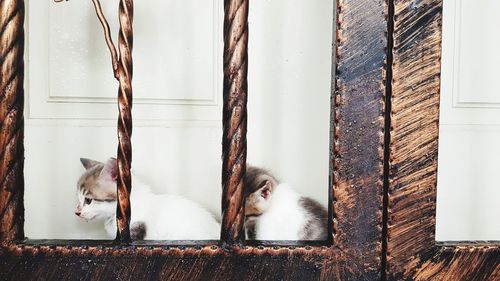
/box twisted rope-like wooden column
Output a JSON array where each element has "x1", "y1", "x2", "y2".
[
  {"x1": 221, "y1": 0, "x2": 248, "y2": 244},
  {"x1": 114, "y1": 0, "x2": 134, "y2": 242},
  {"x1": 0, "y1": 0, "x2": 25, "y2": 242},
  {"x1": 56, "y1": 0, "x2": 133, "y2": 242}
]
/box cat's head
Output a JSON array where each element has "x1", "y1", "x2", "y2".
[
  {"x1": 75, "y1": 157, "x2": 117, "y2": 220},
  {"x1": 244, "y1": 166, "x2": 279, "y2": 216}
]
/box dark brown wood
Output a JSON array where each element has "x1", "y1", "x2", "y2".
[
  {"x1": 0, "y1": 242, "x2": 327, "y2": 281},
  {"x1": 0, "y1": 0, "x2": 24, "y2": 242},
  {"x1": 386, "y1": 0, "x2": 500, "y2": 280},
  {"x1": 115, "y1": 0, "x2": 134, "y2": 242},
  {"x1": 332, "y1": 0, "x2": 387, "y2": 279},
  {"x1": 221, "y1": 0, "x2": 248, "y2": 244}
]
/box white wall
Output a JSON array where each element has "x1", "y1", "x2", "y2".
[
  {"x1": 436, "y1": 0, "x2": 500, "y2": 241},
  {"x1": 24, "y1": 0, "x2": 333, "y2": 239}
]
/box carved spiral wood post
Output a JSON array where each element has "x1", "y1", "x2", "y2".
[
  {"x1": 56, "y1": 0, "x2": 134, "y2": 242},
  {"x1": 0, "y1": 0, "x2": 25, "y2": 242},
  {"x1": 221, "y1": 0, "x2": 248, "y2": 244},
  {"x1": 115, "y1": 0, "x2": 133, "y2": 242}
]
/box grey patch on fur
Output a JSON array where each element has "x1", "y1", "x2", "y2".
[
  {"x1": 244, "y1": 166, "x2": 279, "y2": 195},
  {"x1": 77, "y1": 160, "x2": 116, "y2": 201},
  {"x1": 244, "y1": 166, "x2": 280, "y2": 217},
  {"x1": 131, "y1": 221, "x2": 147, "y2": 240},
  {"x1": 244, "y1": 216, "x2": 259, "y2": 240},
  {"x1": 299, "y1": 197, "x2": 328, "y2": 240},
  {"x1": 244, "y1": 166, "x2": 280, "y2": 239},
  {"x1": 80, "y1": 158, "x2": 101, "y2": 170}
]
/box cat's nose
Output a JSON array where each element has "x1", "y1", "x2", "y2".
[{"x1": 75, "y1": 211, "x2": 81, "y2": 216}]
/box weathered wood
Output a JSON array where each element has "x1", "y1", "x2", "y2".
[
  {"x1": 221, "y1": 0, "x2": 249, "y2": 244},
  {"x1": 0, "y1": 0, "x2": 25, "y2": 242},
  {"x1": 114, "y1": 0, "x2": 134, "y2": 242},
  {"x1": 386, "y1": 0, "x2": 500, "y2": 280},
  {"x1": 332, "y1": 0, "x2": 387, "y2": 279},
  {"x1": 413, "y1": 243, "x2": 500, "y2": 281},
  {"x1": 0, "y1": 242, "x2": 328, "y2": 281}
]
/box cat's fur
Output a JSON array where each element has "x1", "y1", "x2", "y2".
[
  {"x1": 244, "y1": 166, "x2": 328, "y2": 240},
  {"x1": 76, "y1": 157, "x2": 220, "y2": 240}
]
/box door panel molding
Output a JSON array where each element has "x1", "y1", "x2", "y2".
[{"x1": 26, "y1": 0, "x2": 222, "y2": 121}]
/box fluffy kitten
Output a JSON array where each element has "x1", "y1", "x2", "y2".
[
  {"x1": 244, "y1": 166, "x2": 328, "y2": 240},
  {"x1": 76, "y1": 157, "x2": 220, "y2": 240}
]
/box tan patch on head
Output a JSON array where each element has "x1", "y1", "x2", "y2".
[
  {"x1": 244, "y1": 194, "x2": 261, "y2": 215},
  {"x1": 77, "y1": 164, "x2": 116, "y2": 201}
]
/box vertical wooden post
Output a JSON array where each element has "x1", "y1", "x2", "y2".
[
  {"x1": 115, "y1": 0, "x2": 134, "y2": 242},
  {"x1": 221, "y1": 0, "x2": 249, "y2": 244},
  {"x1": 0, "y1": 0, "x2": 25, "y2": 242},
  {"x1": 332, "y1": 0, "x2": 387, "y2": 279},
  {"x1": 54, "y1": 0, "x2": 134, "y2": 242}
]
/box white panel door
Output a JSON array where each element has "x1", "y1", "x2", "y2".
[
  {"x1": 24, "y1": 0, "x2": 334, "y2": 239},
  {"x1": 437, "y1": 0, "x2": 500, "y2": 241}
]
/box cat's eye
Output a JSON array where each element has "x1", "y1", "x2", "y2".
[{"x1": 84, "y1": 198, "x2": 92, "y2": 205}]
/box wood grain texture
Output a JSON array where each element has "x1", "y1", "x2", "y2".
[
  {"x1": 0, "y1": 242, "x2": 331, "y2": 281},
  {"x1": 221, "y1": 0, "x2": 248, "y2": 244},
  {"x1": 115, "y1": 0, "x2": 134, "y2": 242},
  {"x1": 413, "y1": 244, "x2": 500, "y2": 281},
  {"x1": 387, "y1": 0, "x2": 500, "y2": 280},
  {"x1": 332, "y1": 0, "x2": 387, "y2": 279},
  {"x1": 0, "y1": 0, "x2": 24, "y2": 242}
]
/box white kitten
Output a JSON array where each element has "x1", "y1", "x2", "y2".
[
  {"x1": 244, "y1": 166, "x2": 328, "y2": 240},
  {"x1": 76, "y1": 157, "x2": 220, "y2": 240}
]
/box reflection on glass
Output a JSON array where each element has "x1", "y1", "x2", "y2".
[{"x1": 25, "y1": 0, "x2": 333, "y2": 241}]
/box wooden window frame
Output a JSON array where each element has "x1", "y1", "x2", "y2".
[
  {"x1": 0, "y1": 0, "x2": 497, "y2": 280},
  {"x1": 385, "y1": 1, "x2": 500, "y2": 280}
]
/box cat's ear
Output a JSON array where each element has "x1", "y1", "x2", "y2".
[
  {"x1": 100, "y1": 157, "x2": 118, "y2": 182},
  {"x1": 80, "y1": 158, "x2": 101, "y2": 170},
  {"x1": 259, "y1": 180, "x2": 274, "y2": 199}
]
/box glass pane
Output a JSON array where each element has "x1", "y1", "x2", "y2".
[
  {"x1": 25, "y1": 0, "x2": 223, "y2": 240},
  {"x1": 245, "y1": 0, "x2": 334, "y2": 241},
  {"x1": 436, "y1": 0, "x2": 500, "y2": 241},
  {"x1": 24, "y1": 0, "x2": 334, "y2": 242}
]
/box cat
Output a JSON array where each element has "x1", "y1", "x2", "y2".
[
  {"x1": 244, "y1": 166, "x2": 328, "y2": 240},
  {"x1": 76, "y1": 157, "x2": 220, "y2": 240}
]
